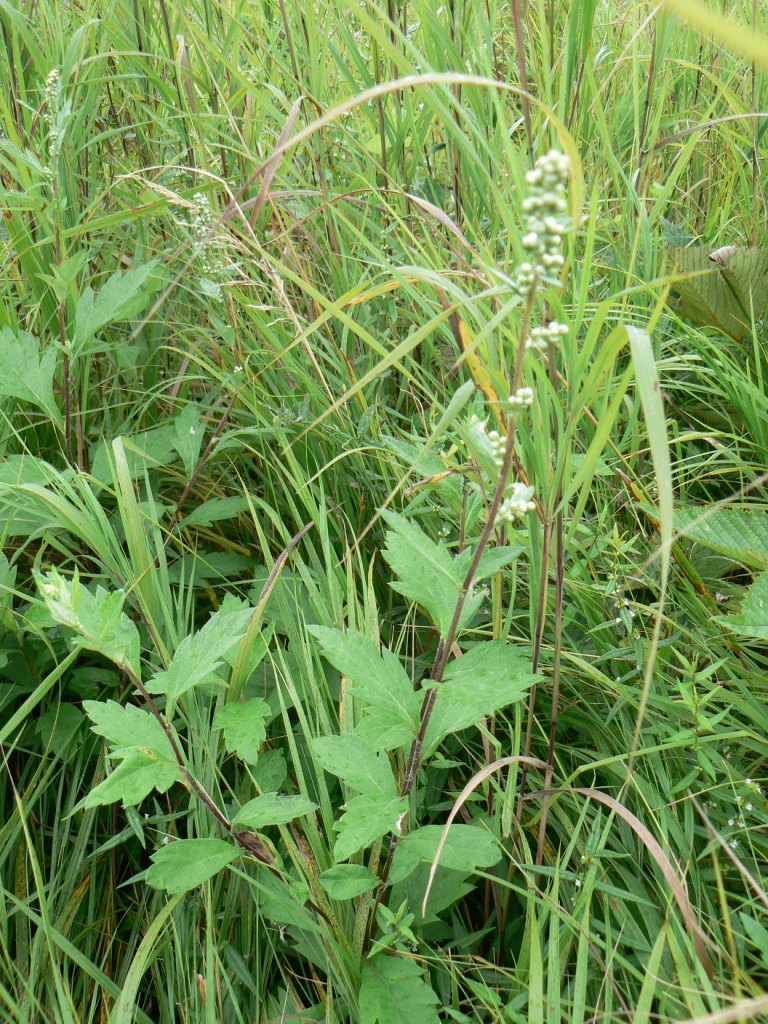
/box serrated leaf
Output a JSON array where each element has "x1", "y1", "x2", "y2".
[
  {"x1": 319, "y1": 864, "x2": 379, "y2": 900},
  {"x1": 388, "y1": 824, "x2": 501, "y2": 884},
  {"x1": 313, "y1": 734, "x2": 397, "y2": 796},
  {"x1": 466, "y1": 545, "x2": 524, "y2": 579},
  {"x1": 334, "y1": 792, "x2": 407, "y2": 861},
  {"x1": 360, "y1": 956, "x2": 439, "y2": 1024},
  {"x1": 423, "y1": 641, "x2": 538, "y2": 754},
  {"x1": 670, "y1": 245, "x2": 768, "y2": 340},
  {"x1": 90, "y1": 424, "x2": 180, "y2": 483},
  {"x1": 145, "y1": 838, "x2": 240, "y2": 893},
  {"x1": 309, "y1": 627, "x2": 419, "y2": 751},
  {"x1": 35, "y1": 570, "x2": 142, "y2": 679},
  {"x1": 181, "y1": 496, "x2": 251, "y2": 528},
  {"x1": 83, "y1": 749, "x2": 180, "y2": 808},
  {"x1": 676, "y1": 508, "x2": 768, "y2": 569},
  {"x1": 146, "y1": 603, "x2": 253, "y2": 701},
  {"x1": 213, "y1": 699, "x2": 270, "y2": 764},
  {"x1": 0, "y1": 328, "x2": 61, "y2": 424},
  {"x1": 715, "y1": 572, "x2": 768, "y2": 639},
  {"x1": 171, "y1": 403, "x2": 204, "y2": 477},
  {"x1": 381, "y1": 510, "x2": 478, "y2": 636},
  {"x1": 74, "y1": 262, "x2": 159, "y2": 350},
  {"x1": 83, "y1": 700, "x2": 169, "y2": 754},
  {"x1": 232, "y1": 792, "x2": 317, "y2": 828}
]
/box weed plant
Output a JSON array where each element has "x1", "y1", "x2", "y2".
[{"x1": 2, "y1": 1, "x2": 768, "y2": 1022}]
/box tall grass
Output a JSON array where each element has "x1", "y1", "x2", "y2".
[{"x1": 1, "y1": 0, "x2": 768, "y2": 1021}]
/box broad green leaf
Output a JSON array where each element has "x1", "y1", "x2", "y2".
[
  {"x1": 145, "y1": 838, "x2": 240, "y2": 893},
  {"x1": 313, "y1": 734, "x2": 397, "y2": 796},
  {"x1": 670, "y1": 245, "x2": 768, "y2": 340},
  {"x1": 423, "y1": 642, "x2": 538, "y2": 754},
  {"x1": 254, "y1": 872, "x2": 323, "y2": 935},
  {"x1": 0, "y1": 328, "x2": 61, "y2": 424},
  {"x1": 381, "y1": 510, "x2": 481, "y2": 636},
  {"x1": 319, "y1": 864, "x2": 379, "y2": 900},
  {"x1": 84, "y1": 749, "x2": 180, "y2": 808},
  {"x1": 334, "y1": 792, "x2": 407, "y2": 862},
  {"x1": 83, "y1": 700, "x2": 169, "y2": 754},
  {"x1": 309, "y1": 627, "x2": 419, "y2": 750},
  {"x1": 146, "y1": 603, "x2": 253, "y2": 701},
  {"x1": 74, "y1": 262, "x2": 159, "y2": 350},
  {"x1": 213, "y1": 699, "x2": 270, "y2": 764},
  {"x1": 715, "y1": 572, "x2": 768, "y2": 639},
  {"x1": 90, "y1": 424, "x2": 179, "y2": 483},
  {"x1": 36, "y1": 703, "x2": 83, "y2": 752},
  {"x1": 35, "y1": 569, "x2": 142, "y2": 679},
  {"x1": 392, "y1": 865, "x2": 474, "y2": 924},
  {"x1": 233, "y1": 792, "x2": 317, "y2": 828},
  {"x1": 172, "y1": 403, "x2": 204, "y2": 477},
  {"x1": 360, "y1": 956, "x2": 439, "y2": 1024},
  {"x1": 182, "y1": 496, "x2": 251, "y2": 528},
  {"x1": 252, "y1": 750, "x2": 287, "y2": 791},
  {"x1": 466, "y1": 545, "x2": 525, "y2": 579},
  {"x1": 676, "y1": 508, "x2": 768, "y2": 569},
  {"x1": 388, "y1": 825, "x2": 501, "y2": 885}
]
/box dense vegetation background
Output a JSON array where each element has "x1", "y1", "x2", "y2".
[{"x1": 2, "y1": 0, "x2": 768, "y2": 1021}]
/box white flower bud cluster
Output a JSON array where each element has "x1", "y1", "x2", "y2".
[
  {"x1": 527, "y1": 320, "x2": 569, "y2": 351},
  {"x1": 44, "y1": 69, "x2": 61, "y2": 125},
  {"x1": 514, "y1": 149, "x2": 570, "y2": 295},
  {"x1": 44, "y1": 68, "x2": 62, "y2": 178},
  {"x1": 496, "y1": 482, "x2": 536, "y2": 524},
  {"x1": 38, "y1": 568, "x2": 82, "y2": 630},
  {"x1": 487, "y1": 428, "x2": 507, "y2": 467},
  {"x1": 507, "y1": 387, "x2": 533, "y2": 408},
  {"x1": 190, "y1": 191, "x2": 226, "y2": 299}
]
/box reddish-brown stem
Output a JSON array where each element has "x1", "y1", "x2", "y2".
[{"x1": 372, "y1": 289, "x2": 538, "y2": 916}]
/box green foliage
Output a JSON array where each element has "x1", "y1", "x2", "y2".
[
  {"x1": 35, "y1": 568, "x2": 142, "y2": 678},
  {"x1": 314, "y1": 734, "x2": 407, "y2": 860},
  {"x1": 84, "y1": 748, "x2": 181, "y2": 808},
  {"x1": 83, "y1": 699, "x2": 171, "y2": 753},
  {"x1": 146, "y1": 601, "x2": 253, "y2": 701},
  {"x1": 232, "y1": 793, "x2": 318, "y2": 828},
  {"x1": 309, "y1": 625, "x2": 420, "y2": 750},
  {"x1": 74, "y1": 262, "x2": 160, "y2": 351},
  {"x1": 423, "y1": 642, "x2": 539, "y2": 754},
  {"x1": 360, "y1": 956, "x2": 440, "y2": 1024},
  {"x1": 380, "y1": 511, "x2": 520, "y2": 637},
  {"x1": 145, "y1": 839, "x2": 241, "y2": 894},
  {"x1": 676, "y1": 508, "x2": 768, "y2": 568},
  {"x1": 715, "y1": 572, "x2": 768, "y2": 639},
  {"x1": 671, "y1": 245, "x2": 768, "y2": 340},
  {"x1": 0, "y1": 329, "x2": 61, "y2": 424},
  {"x1": 3, "y1": 1, "x2": 768, "y2": 1021},
  {"x1": 320, "y1": 864, "x2": 380, "y2": 900},
  {"x1": 214, "y1": 698, "x2": 271, "y2": 763}
]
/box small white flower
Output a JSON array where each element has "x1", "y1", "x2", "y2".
[
  {"x1": 508, "y1": 387, "x2": 533, "y2": 408},
  {"x1": 495, "y1": 482, "x2": 536, "y2": 524}
]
